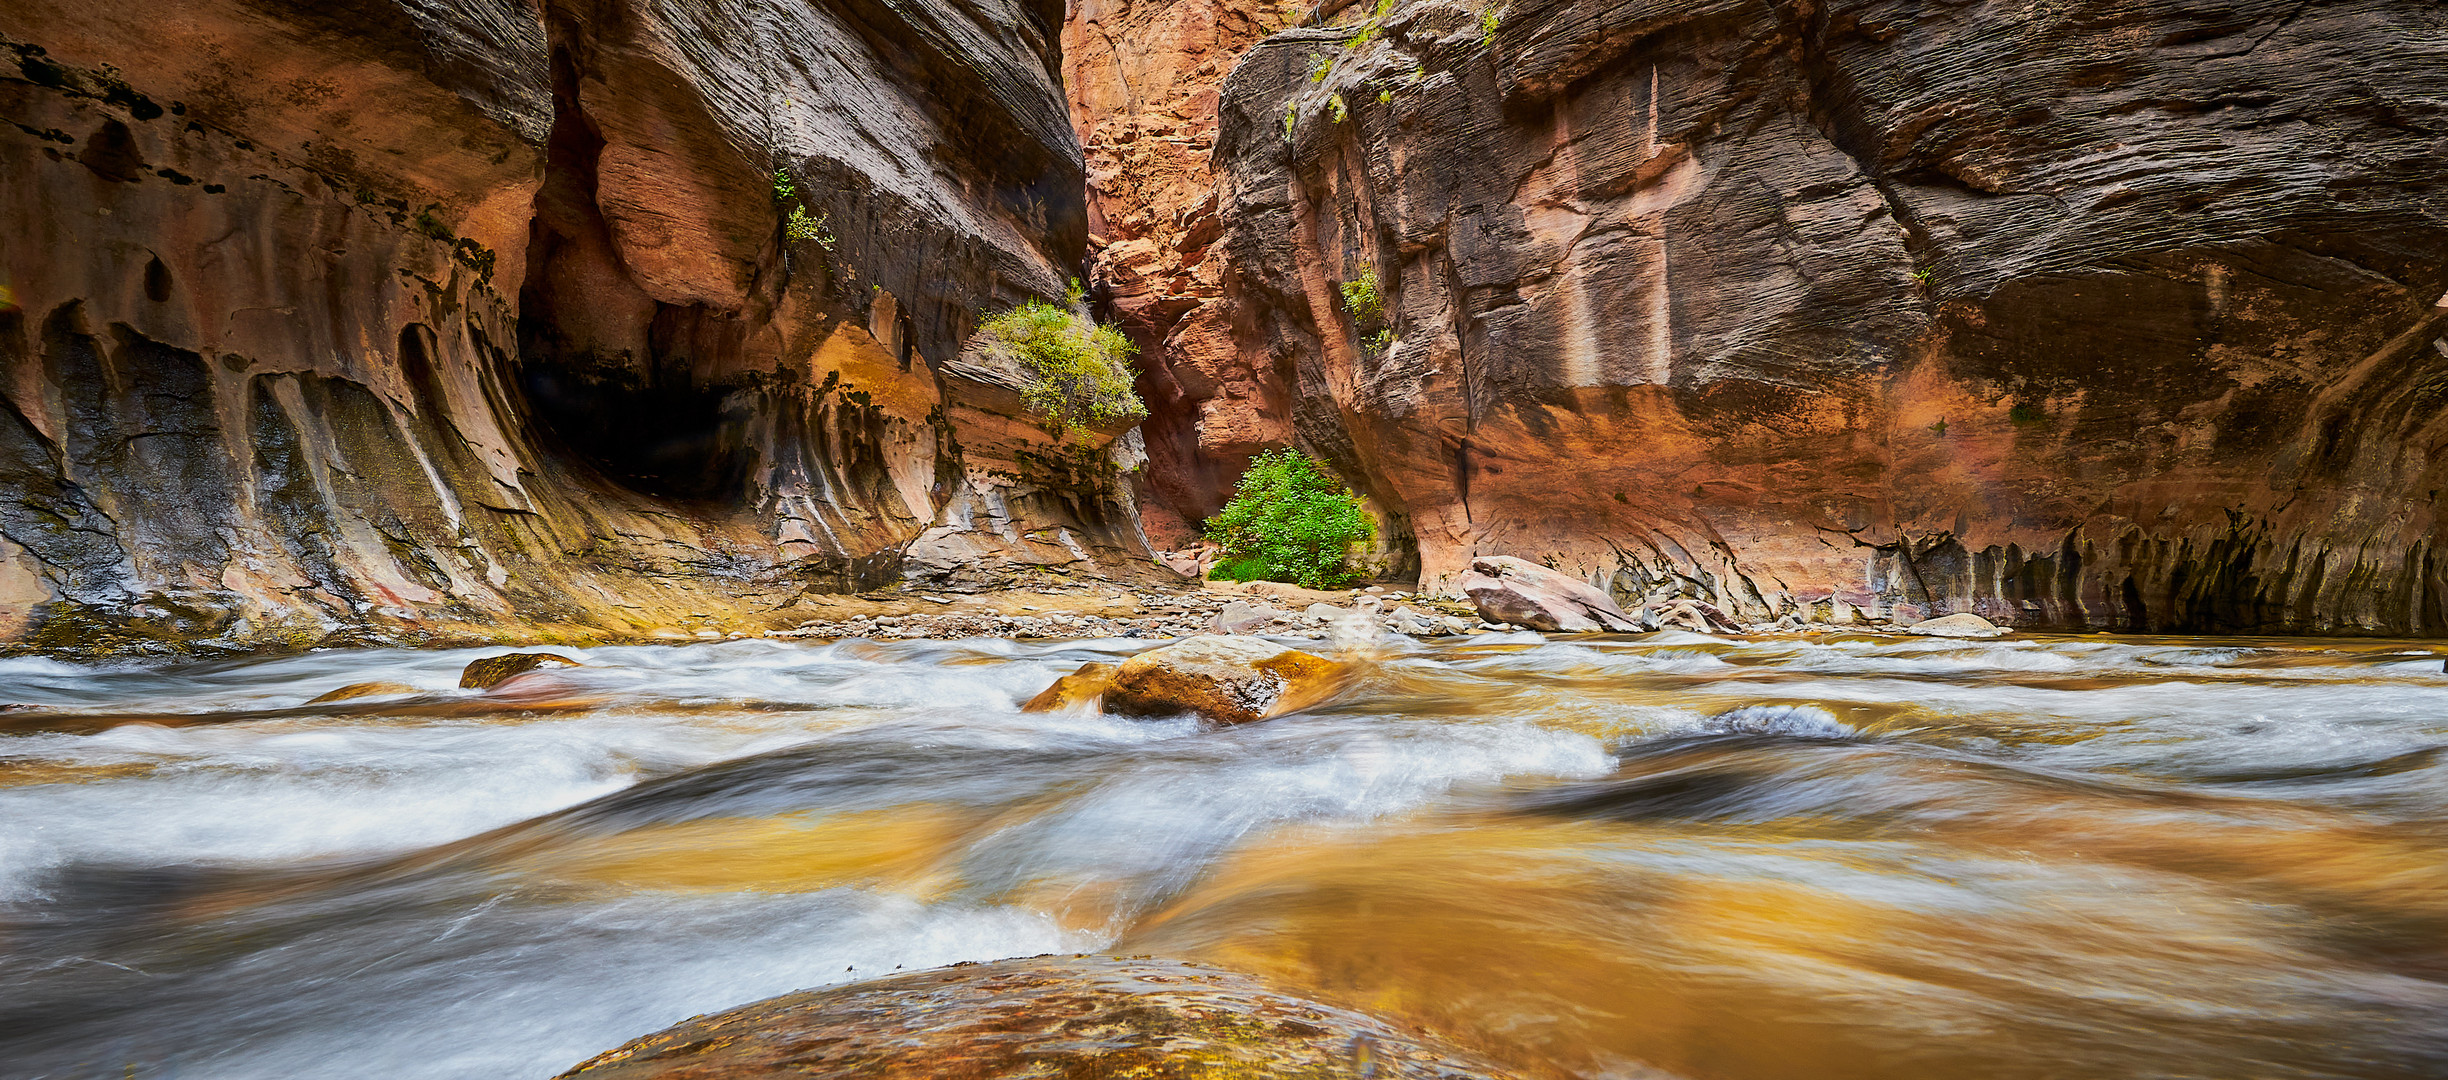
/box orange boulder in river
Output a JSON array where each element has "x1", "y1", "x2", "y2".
[
  {"x1": 1098, "y1": 635, "x2": 1342, "y2": 725},
  {"x1": 554, "y1": 956, "x2": 1523, "y2": 1080}
]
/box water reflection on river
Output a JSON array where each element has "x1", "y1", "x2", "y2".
[{"x1": 2, "y1": 631, "x2": 2445, "y2": 1078}]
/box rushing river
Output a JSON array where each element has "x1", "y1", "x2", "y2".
[{"x1": 3, "y1": 631, "x2": 2446, "y2": 1079}]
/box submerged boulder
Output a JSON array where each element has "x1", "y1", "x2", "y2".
[
  {"x1": 1456, "y1": 556, "x2": 1643, "y2": 633},
  {"x1": 459, "y1": 652, "x2": 583, "y2": 690},
  {"x1": 554, "y1": 955, "x2": 1522, "y2": 1080},
  {"x1": 306, "y1": 681, "x2": 422, "y2": 704},
  {"x1": 1101, "y1": 635, "x2": 1340, "y2": 725},
  {"x1": 1907, "y1": 612, "x2": 2010, "y2": 639}
]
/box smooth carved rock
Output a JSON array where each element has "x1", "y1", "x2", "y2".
[
  {"x1": 1020, "y1": 661, "x2": 1118, "y2": 713},
  {"x1": 1457, "y1": 557, "x2": 1642, "y2": 633},
  {"x1": 0, "y1": 0, "x2": 1157, "y2": 655},
  {"x1": 1102, "y1": 635, "x2": 1341, "y2": 725},
  {"x1": 459, "y1": 653, "x2": 582, "y2": 690},
  {"x1": 306, "y1": 682, "x2": 423, "y2": 704},
  {"x1": 553, "y1": 955, "x2": 1523, "y2": 1080},
  {"x1": 1204, "y1": 0, "x2": 2448, "y2": 636},
  {"x1": 1906, "y1": 612, "x2": 2010, "y2": 639}
]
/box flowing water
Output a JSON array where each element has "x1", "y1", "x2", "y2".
[{"x1": 3, "y1": 631, "x2": 2447, "y2": 1079}]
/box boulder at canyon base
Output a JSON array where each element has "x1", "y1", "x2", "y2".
[{"x1": 1457, "y1": 557, "x2": 1644, "y2": 633}]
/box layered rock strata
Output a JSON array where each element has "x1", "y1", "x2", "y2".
[
  {"x1": 1204, "y1": 0, "x2": 2448, "y2": 634},
  {"x1": 0, "y1": 0, "x2": 1157, "y2": 652}
]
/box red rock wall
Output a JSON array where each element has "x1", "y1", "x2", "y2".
[
  {"x1": 0, "y1": 0, "x2": 1158, "y2": 652},
  {"x1": 1203, "y1": 0, "x2": 2448, "y2": 634}
]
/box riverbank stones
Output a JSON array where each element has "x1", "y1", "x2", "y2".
[{"x1": 554, "y1": 956, "x2": 1522, "y2": 1080}]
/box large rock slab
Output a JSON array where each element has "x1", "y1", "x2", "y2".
[
  {"x1": 555, "y1": 956, "x2": 1522, "y2": 1080},
  {"x1": 1102, "y1": 634, "x2": 1341, "y2": 724},
  {"x1": 1457, "y1": 556, "x2": 1643, "y2": 633}
]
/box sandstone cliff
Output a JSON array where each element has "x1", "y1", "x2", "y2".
[
  {"x1": 1201, "y1": 0, "x2": 2448, "y2": 634},
  {"x1": 0, "y1": 0, "x2": 1157, "y2": 652}
]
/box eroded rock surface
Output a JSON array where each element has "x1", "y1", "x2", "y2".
[
  {"x1": 0, "y1": 0, "x2": 1156, "y2": 653},
  {"x1": 555, "y1": 955, "x2": 1522, "y2": 1079},
  {"x1": 1201, "y1": 0, "x2": 2448, "y2": 635}
]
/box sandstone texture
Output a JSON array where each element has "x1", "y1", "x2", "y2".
[
  {"x1": 1101, "y1": 633, "x2": 1341, "y2": 723},
  {"x1": 0, "y1": 0, "x2": 1156, "y2": 654},
  {"x1": 1199, "y1": 0, "x2": 2448, "y2": 635},
  {"x1": 554, "y1": 955, "x2": 1520, "y2": 1079},
  {"x1": 1457, "y1": 554, "x2": 1644, "y2": 633}
]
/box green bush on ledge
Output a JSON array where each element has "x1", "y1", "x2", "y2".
[
  {"x1": 978, "y1": 300, "x2": 1145, "y2": 434},
  {"x1": 1205, "y1": 448, "x2": 1375, "y2": 588}
]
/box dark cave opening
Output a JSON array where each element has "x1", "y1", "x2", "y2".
[{"x1": 513, "y1": 45, "x2": 757, "y2": 505}]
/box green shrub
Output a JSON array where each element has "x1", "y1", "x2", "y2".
[
  {"x1": 1328, "y1": 93, "x2": 1349, "y2": 123},
  {"x1": 1338, "y1": 263, "x2": 1384, "y2": 325},
  {"x1": 1479, "y1": 3, "x2": 1503, "y2": 46},
  {"x1": 1204, "y1": 448, "x2": 1374, "y2": 588},
  {"x1": 785, "y1": 206, "x2": 835, "y2": 248},
  {"x1": 772, "y1": 168, "x2": 798, "y2": 202},
  {"x1": 978, "y1": 300, "x2": 1145, "y2": 433}
]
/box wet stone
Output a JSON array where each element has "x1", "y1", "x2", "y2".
[
  {"x1": 554, "y1": 955, "x2": 1523, "y2": 1080},
  {"x1": 307, "y1": 681, "x2": 421, "y2": 704},
  {"x1": 1102, "y1": 634, "x2": 1342, "y2": 725},
  {"x1": 459, "y1": 652, "x2": 583, "y2": 690}
]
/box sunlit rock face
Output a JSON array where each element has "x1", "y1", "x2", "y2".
[
  {"x1": 0, "y1": 0, "x2": 1157, "y2": 651},
  {"x1": 1207, "y1": 0, "x2": 2448, "y2": 633}
]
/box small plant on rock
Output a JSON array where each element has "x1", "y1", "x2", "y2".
[
  {"x1": 774, "y1": 167, "x2": 836, "y2": 249},
  {"x1": 1328, "y1": 93, "x2": 1349, "y2": 123},
  {"x1": 1338, "y1": 263, "x2": 1385, "y2": 324},
  {"x1": 1479, "y1": 3, "x2": 1504, "y2": 46},
  {"x1": 977, "y1": 300, "x2": 1145, "y2": 435},
  {"x1": 1205, "y1": 448, "x2": 1375, "y2": 588}
]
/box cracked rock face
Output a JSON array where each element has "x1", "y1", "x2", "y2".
[
  {"x1": 1204, "y1": 0, "x2": 2448, "y2": 634},
  {"x1": 0, "y1": 0, "x2": 1160, "y2": 652}
]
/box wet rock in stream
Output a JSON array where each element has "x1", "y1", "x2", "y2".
[
  {"x1": 555, "y1": 955, "x2": 1522, "y2": 1080},
  {"x1": 1100, "y1": 635, "x2": 1343, "y2": 726},
  {"x1": 460, "y1": 652, "x2": 585, "y2": 690}
]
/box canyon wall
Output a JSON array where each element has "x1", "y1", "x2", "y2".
[
  {"x1": 1198, "y1": 0, "x2": 2448, "y2": 634},
  {"x1": 0, "y1": 0, "x2": 1156, "y2": 652},
  {"x1": 1063, "y1": 0, "x2": 1292, "y2": 547}
]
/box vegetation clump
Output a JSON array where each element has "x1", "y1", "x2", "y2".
[
  {"x1": 978, "y1": 300, "x2": 1145, "y2": 434},
  {"x1": 1205, "y1": 449, "x2": 1375, "y2": 588},
  {"x1": 1338, "y1": 263, "x2": 1384, "y2": 324},
  {"x1": 773, "y1": 167, "x2": 836, "y2": 249}
]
